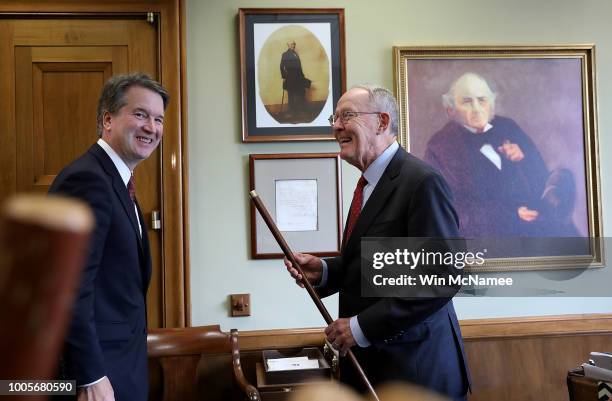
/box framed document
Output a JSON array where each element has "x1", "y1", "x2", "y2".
[
  {"x1": 239, "y1": 8, "x2": 346, "y2": 142},
  {"x1": 249, "y1": 153, "x2": 342, "y2": 259}
]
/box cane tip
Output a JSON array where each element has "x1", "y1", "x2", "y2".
[{"x1": 249, "y1": 190, "x2": 258, "y2": 199}]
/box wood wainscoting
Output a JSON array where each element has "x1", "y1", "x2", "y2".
[
  {"x1": 461, "y1": 314, "x2": 612, "y2": 401},
  {"x1": 230, "y1": 314, "x2": 612, "y2": 401}
]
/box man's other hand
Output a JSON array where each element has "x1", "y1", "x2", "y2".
[
  {"x1": 325, "y1": 318, "x2": 356, "y2": 356},
  {"x1": 498, "y1": 140, "x2": 524, "y2": 162},
  {"x1": 518, "y1": 206, "x2": 539, "y2": 222},
  {"x1": 283, "y1": 252, "x2": 323, "y2": 288},
  {"x1": 77, "y1": 376, "x2": 114, "y2": 401}
]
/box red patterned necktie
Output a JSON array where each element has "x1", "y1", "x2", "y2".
[
  {"x1": 343, "y1": 175, "x2": 367, "y2": 248},
  {"x1": 127, "y1": 174, "x2": 136, "y2": 202}
]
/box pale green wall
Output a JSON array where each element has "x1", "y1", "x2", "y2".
[{"x1": 187, "y1": 0, "x2": 612, "y2": 331}]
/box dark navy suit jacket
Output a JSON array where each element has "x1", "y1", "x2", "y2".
[
  {"x1": 318, "y1": 146, "x2": 470, "y2": 400},
  {"x1": 50, "y1": 143, "x2": 151, "y2": 401}
]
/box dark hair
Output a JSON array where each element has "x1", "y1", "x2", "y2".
[{"x1": 96, "y1": 73, "x2": 169, "y2": 136}]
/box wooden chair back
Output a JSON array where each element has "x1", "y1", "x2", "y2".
[
  {"x1": 0, "y1": 195, "x2": 93, "y2": 399},
  {"x1": 148, "y1": 325, "x2": 260, "y2": 401}
]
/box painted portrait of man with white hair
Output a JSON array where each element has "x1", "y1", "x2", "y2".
[{"x1": 424, "y1": 72, "x2": 580, "y2": 239}]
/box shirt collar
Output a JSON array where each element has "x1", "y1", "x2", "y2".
[
  {"x1": 463, "y1": 122, "x2": 493, "y2": 134},
  {"x1": 363, "y1": 141, "x2": 400, "y2": 187},
  {"x1": 97, "y1": 138, "x2": 132, "y2": 186}
]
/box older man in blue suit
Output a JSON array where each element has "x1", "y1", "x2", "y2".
[
  {"x1": 284, "y1": 85, "x2": 470, "y2": 400},
  {"x1": 50, "y1": 73, "x2": 168, "y2": 401}
]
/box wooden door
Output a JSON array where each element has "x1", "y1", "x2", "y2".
[{"x1": 0, "y1": 17, "x2": 164, "y2": 328}]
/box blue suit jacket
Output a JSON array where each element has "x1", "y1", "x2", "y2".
[
  {"x1": 319, "y1": 147, "x2": 470, "y2": 400},
  {"x1": 50, "y1": 144, "x2": 151, "y2": 401}
]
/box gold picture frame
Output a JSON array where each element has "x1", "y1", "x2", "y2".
[{"x1": 393, "y1": 45, "x2": 603, "y2": 271}]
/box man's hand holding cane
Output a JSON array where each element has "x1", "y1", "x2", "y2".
[{"x1": 284, "y1": 253, "x2": 356, "y2": 356}]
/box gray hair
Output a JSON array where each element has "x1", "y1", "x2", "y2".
[
  {"x1": 351, "y1": 84, "x2": 399, "y2": 136},
  {"x1": 96, "y1": 73, "x2": 169, "y2": 136},
  {"x1": 442, "y1": 72, "x2": 496, "y2": 111}
]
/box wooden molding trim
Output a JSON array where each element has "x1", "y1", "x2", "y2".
[
  {"x1": 460, "y1": 313, "x2": 612, "y2": 339},
  {"x1": 157, "y1": 0, "x2": 186, "y2": 329},
  {"x1": 236, "y1": 313, "x2": 612, "y2": 349},
  {"x1": 178, "y1": 0, "x2": 191, "y2": 327}
]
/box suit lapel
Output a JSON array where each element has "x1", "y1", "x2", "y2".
[
  {"x1": 89, "y1": 144, "x2": 144, "y2": 253},
  {"x1": 135, "y1": 201, "x2": 152, "y2": 291},
  {"x1": 343, "y1": 147, "x2": 406, "y2": 255}
]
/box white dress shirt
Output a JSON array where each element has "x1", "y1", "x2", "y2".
[{"x1": 463, "y1": 123, "x2": 502, "y2": 170}]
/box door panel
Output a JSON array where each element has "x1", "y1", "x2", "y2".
[
  {"x1": 2, "y1": 17, "x2": 164, "y2": 328},
  {"x1": 37, "y1": 66, "x2": 110, "y2": 180},
  {"x1": 17, "y1": 58, "x2": 113, "y2": 191}
]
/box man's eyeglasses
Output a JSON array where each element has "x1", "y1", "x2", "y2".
[{"x1": 328, "y1": 111, "x2": 381, "y2": 126}]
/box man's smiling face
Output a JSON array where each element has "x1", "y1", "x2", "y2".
[
  {"x1": 332, "y1": 88, "x2": 385, "y2": 171},
  {"x1": 102, "y1": 85, "x2": 165, "y2": 170}
]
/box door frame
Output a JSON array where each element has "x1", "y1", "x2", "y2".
[{"x1": 0, "y1": 0, "x2": 191, "y2": 327}]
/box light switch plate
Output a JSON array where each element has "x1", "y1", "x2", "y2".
[{"x1": 230, "y1": 293, "x2": 251, "y2": 317}]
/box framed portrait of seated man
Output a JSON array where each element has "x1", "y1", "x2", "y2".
[{"x1": 393, "y1": 45, "x2": 603, "y2": 273}]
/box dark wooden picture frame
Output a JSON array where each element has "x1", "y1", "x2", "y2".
[
  {"x1": 249, "y1": 153, "x2": 342, "y2": 259},
  {"x1": 239, "y1": 8, "x2": 346, "y2": 142},
  {"x1": 394, "y1": 45, "x2": 603, "y2": 271}
]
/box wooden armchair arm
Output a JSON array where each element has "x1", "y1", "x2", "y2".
[{"x1": 231, "y1": 329, "x2": 261, "y2": 401}]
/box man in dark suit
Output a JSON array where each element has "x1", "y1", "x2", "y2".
[
  {"x1": 50, "y1": 73, "x2": 168, "y2": 401},
  {"x1": 280, "y1": 40, "x2": 310, "y2": 118},
  {"x1": 284, "y1": 85, "x2": 470, "y2": 400}
]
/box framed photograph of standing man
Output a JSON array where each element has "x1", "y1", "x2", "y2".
[
  {"x1": 239, "y1": 8, "x2": 346, "y2": 142},
  {"x1": 393, "y1": 45, "x2": 603, "y2": 271}
]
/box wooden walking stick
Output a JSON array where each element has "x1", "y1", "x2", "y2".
[{"x1": 249, "y1": 190, "x2": 380, "y2": 401}]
